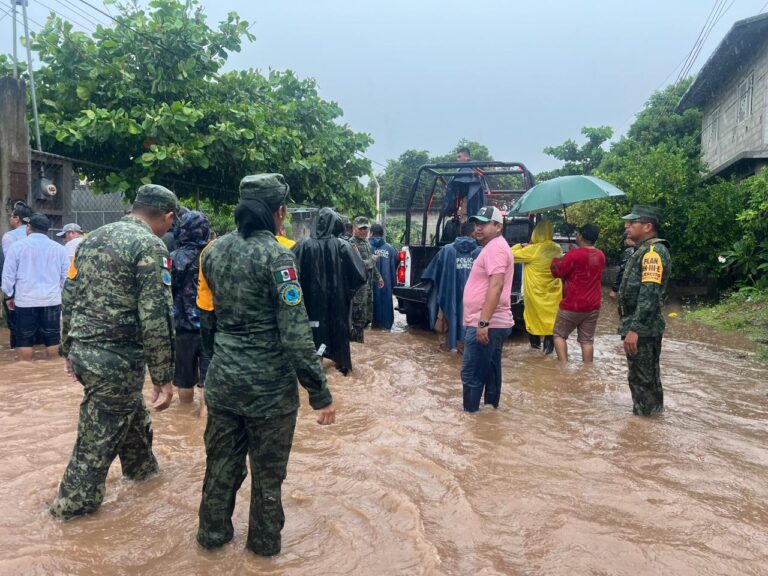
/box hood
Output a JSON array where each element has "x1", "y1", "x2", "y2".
[
  {"x1": 174, "y1": 210, "x2": 210, "y2": 247},
  {"x1": 312, "y1": 207, "x2": 343, "y2": 240},
  {"x1": 530, "y1": 220, "x2": 554, "y2": 244},
  {"x1": 453, "y1": 236, "x2": 478, "y2": 254},
  {"x1": 370, "y1": 236, "x2": 386, "y2": 248}
]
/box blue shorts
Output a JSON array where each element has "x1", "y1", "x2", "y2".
[{"x1": 15, "y1": 305, "x2": 61, "y2": 347}]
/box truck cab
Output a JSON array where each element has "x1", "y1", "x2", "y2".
[{"x1": 393, "y1": 161, "x2": 536, "y2": 326}]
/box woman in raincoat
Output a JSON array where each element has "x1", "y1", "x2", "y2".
[{"x1": 511, "y1": 220, "x2": 563, "y2": 354}]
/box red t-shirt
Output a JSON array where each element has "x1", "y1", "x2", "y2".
[{"x1": 550, "y1": 247, "x2": 605, "y2": 312}]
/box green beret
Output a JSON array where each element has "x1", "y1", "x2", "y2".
[
  {"x1": 239, "y1": 173, "x2": 290, "y2": 206},
  {"x1": 354, "y1": 216, "x2": 370, "y2": 228},
  {"x1": 622, "y1": 205, "x2": 662, "y2": 225},
  {"x1": 135, "y1": 184, "x2": 178, "y2": 213}
]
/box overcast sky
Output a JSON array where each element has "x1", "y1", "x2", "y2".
[{"x1": 6, "y1": 0, "x2": 768, "y2": 173}]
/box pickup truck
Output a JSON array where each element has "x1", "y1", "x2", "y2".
[{"x1": 392, "y1": 161, "x2": 536, "y2": 326}]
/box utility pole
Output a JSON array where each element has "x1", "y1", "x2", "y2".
[
  {"x1": 12, "y1": 1, "x2": 19, "y2": 78},
  {"x1": 372, "y1": 173, "x2": 380, "y2": 222},
  {"x1": 21, "y1": 0, "x2": 42, "y2": 151}
]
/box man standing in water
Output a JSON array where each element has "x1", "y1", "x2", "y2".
[
  {"x1": 461, "y1": 206, "x2": 514, "y2": 412},
  {"x1": 618, "y1": 205, "x2": 671, "y2": 416},
  {"x1": 196, "y1": 174, "x2": 335, "y2": 556},
  {"x1": 50, "y1": 185, "x2": 177, "y2": 520},
  {"x1": 350, "y1": 216, "x2": 383, "y2": 343}
]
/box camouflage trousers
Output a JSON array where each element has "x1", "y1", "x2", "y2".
[
  {"x1": 49, "y1": 370, "x2": 158, "y2": 520},
  {"x1": 350, "y1": 290, "x2": 370, "y2": 344},
  {"x1": 625, "y1": 336, "x2": 664, "y2": 416},
  {"x1": 197, "y1": 406, "x2": 297, "y2": 556}
]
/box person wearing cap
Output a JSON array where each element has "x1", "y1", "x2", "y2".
[
  {"x1": 170, "y1": 210, "x2": 211, "y2": 404},
  {"x1": 550, "y1": 223, "x2": 606, "y2": 364},
  {"x1": 1, "y1": 212, "x2": 70, "y2": 361},
  {"x1": 50, "y1": 184, "x2": 178, "y2": 520},
  {"x1": 350, "y1": 215, "x2": 383, "y2": 343},
  {"x1": 196, "y1": 173, "x2": 335, "y2": 556},
  {"x1": 617, "y1": 205, "x2": 671, "y2": 416},
  {"x1": 609, "y1": 231, "x2": 637, "y2": 301},
  {"x1": 461, "y1": 206, "x2": 514, "y2": 412},
  {"x1": 56, "y1": 222, "x2": 85, "y2": 262},
  {"x1": 2, "y1": 201, "x2": 34, "y2": 348}
]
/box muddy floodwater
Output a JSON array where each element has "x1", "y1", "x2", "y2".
[{"x1": 1, "y1": 302, "x2": 767, "y2": 575}]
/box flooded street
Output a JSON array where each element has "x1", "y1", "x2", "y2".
[{"x1": 1, "y1": 302, "x2": 768, "y2": 576}]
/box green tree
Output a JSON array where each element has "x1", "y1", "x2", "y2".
[
  {"x1": 538, "y1": 126, "x2": 613, "y2": 181},
  {"x1": 11, "y1": 0, "x2": 373, "y2": 213}
]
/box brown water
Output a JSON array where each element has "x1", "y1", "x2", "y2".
[{"x1": 1, "y1": 303, "x2": 768, "y2": 576}]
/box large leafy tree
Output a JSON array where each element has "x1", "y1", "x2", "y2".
[
  {"x1": 7, "y1": 0, "x2": 373, "y2": 212},
  {"x1": 537, "y1": 125, "x2": 613, "y2": 181}
]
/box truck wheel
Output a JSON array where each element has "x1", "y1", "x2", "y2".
[{"x1": 406, "y1": 309, "x2": 429, "y2": 327}]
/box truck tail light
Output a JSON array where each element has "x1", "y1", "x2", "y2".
[{"x1": 397, "y1": 249, "x2": 406, "y2": 284}]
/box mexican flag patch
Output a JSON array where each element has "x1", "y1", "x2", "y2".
[
  {"x1": 161, "y1": 256, "x2": 172, "y2": 270},
  {"x1": 274, "y1": 267, "x2": 297, "y2": 283}
]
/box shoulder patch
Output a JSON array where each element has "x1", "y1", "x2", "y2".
[
  {"x1": 280, "y1": 282, "x2": 303, "y2": 306},
  {"x1": 160, "y1": 255, "x2": 172, "y2": 270},
  {"x1": 67, "y1": 262, "x2": 78, "y2": 280},
  {"x1": 274, "y1": 266, "x2": 298, "y2": 284},
  {"x1": 161, "y1": 269, "x2": 172, "y2": 286},
  {"x1": 641, "y1": 246, "x2": 663, "y2": 284}
]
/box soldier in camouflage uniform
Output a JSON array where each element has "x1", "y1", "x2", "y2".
[
  {"x1": 617, "y1": 205, "x2": 671, "y2": 416},
  {"x1": 50, "y1": 185, "x2": 178, "y2": 520},
  {"x1": 350, "y1": 216, "x2": 383, "y2": 343},
  {"x1": 195, "y1": 173, "x2": 336, "y2": 557}
]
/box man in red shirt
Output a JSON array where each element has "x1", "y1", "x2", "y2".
[{"x1": 550, "y1": 224, "x2": 605, "y2": 363}]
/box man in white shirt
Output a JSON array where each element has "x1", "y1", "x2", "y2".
[
  {"x1": 2, "y1": 202, "x2": 33, "y2": 348},
  {"x1": 2, "y1": 213, "x2": 70, "y2": 361},
  {"x1": 56, "y1": 222, "x2": 85, "y2": 262}
]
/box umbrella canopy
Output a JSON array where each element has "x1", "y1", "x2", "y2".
[{"x1": 509, "y1": 175, "x2": 625, "y2": 215}]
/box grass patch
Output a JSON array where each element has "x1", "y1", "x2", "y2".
[{"x1": 686, "y1": 288, "x2": 768, "y2": 362}]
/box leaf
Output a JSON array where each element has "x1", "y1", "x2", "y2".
[
  {"x1": 76, "y1": 85, "x2": 91, "y2": 100},
  {"x1": 84, "y1": 109, "x2": 96, "y2": 120}
]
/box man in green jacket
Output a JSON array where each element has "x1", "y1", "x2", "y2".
[
  {"x1": 196, "y1": 173, "x2": 336, "y2": 556},
  {"x1": 350, "y1": 216, "x2": 383, "y2": 343},
  {"x1": 618, "y1": 205, "x2": 672, "y2": 416},
  {"x1": 50, "y1": 185, "x2": 178, "y2": 520}
]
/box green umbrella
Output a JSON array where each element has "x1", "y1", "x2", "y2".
[{"x1": 508, "y1": 175, "x2": 626, "y2": 216}]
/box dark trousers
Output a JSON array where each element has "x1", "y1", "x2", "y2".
[
  {"x1": 197, "y1": 406, "x2": 297, "y2": 556},
  {"x1": 461, "y1": 326, "x2": 512, "y2": 412},
  {"x1": 626, "y1": 336, "x2": 664, "y2": 416},
  {"x1": 2, "y1": 300, "x2": 17, "y2": 348},
  {"x1": 50, "y1": 369, "x2": 158, "y2": 520}
]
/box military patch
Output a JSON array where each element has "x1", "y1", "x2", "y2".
[
  {"x1": 641, "y1": 247, "x2": 663, "y2": 284},
  {"x1": 160, "y1": 256, "x2": 172, "y2": 269},
  {"x1": 161, "y1": 269, "x2": 172, "y2": 286},
  {"x1": 274, "y1": 266, "x2": 298, "y2": 284},
  {"x1": 280, "y1": 282, "x2": 302, "y2": 306},
  {"x1": 67, "y1": 262, "x2": 78, "y2": 280}
]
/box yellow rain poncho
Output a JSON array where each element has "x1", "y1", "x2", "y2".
[{"x1": 511, "y1": 221, "x2": 563, "y2": 336}]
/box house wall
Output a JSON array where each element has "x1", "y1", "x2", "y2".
[{"x1": 701, "y1": 36, "x2": 768, "y2": 174}]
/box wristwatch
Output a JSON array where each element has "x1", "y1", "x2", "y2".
[{"x1": 478, "y1": 320, "x2": 489, "y2": 328}]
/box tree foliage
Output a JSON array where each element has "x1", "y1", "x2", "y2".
[
  {"x1": 542, "y1": 79, "x2": 749, "y2": 281},
  {"x1": 538, "y1": 126, "x2": 613, "y2": 181},
  {"x1": 5, "y1": 0, "x2": 374, "y2": 213}
]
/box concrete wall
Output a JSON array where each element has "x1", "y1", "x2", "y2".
[
  {"x1": 701, "y1": 36, "x2": 768, "y2": 175},
  {"x1": 0, "y1": 77, "x2": 30, "y2": 236}
]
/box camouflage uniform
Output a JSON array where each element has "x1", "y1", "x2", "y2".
[
  {"x1": 50, "y1": 185, "x2": 177, "y2": 520},
  {"x1": 196, "y1": 174, "x2": 332, "y2": 556},
  {"x1": 618, "y1": 206, "x2": 671, "y2": 417},
  {"x1": 350, "y1": 217, "x2": 381, "y2": 343}
]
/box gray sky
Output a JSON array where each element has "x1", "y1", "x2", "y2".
[{"x1": 6, "y1": 0, "x2": 768, "y2": 173}]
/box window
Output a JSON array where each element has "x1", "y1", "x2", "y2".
[
  {"x1": 738, "y1": 73, "x2": 753, "y2": 123},
  {"x1": 706, "y1": 107, "x2": 720, "y2": 147}
]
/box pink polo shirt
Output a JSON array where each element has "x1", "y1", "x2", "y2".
[{"x1": 463, "y1": 234, "x2": 514, "y2": 328}]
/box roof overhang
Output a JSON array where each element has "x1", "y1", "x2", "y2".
[
  {"x1": 704, "y1": 149, "x2": 768, "y2": 179},
  {"x1": 677, "y1": 12, "x2": 768, "y2": 112}
]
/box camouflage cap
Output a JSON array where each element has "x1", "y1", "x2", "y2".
[
  {"x1": 135, "y1": 184, "x2": 178, "y2": 213},
  {"x1": 622, "y1": 205, "x2": 662, "y2": 225},
  {"x1": 239, "y1": 173, "x2": 291, "y2": 206},
  {"x1": 354, "y1": 216, "x2": 370, "y2": 228}
]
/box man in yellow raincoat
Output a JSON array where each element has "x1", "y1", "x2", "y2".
[{"x1": 511, "y1": 220, "x2": 563, "y2": 354}]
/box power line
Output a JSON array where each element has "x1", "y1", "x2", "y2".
[
  {"x1": 676, "y1": 0, "x2": 724, "y2": 84},
  {"x1": 37, "y1": 0, "x2": 97, "y2": 33},
  {"x1": 54, "y1": 0, "x2": 108, "y2": 28}
]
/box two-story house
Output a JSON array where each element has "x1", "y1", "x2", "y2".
[{"x1": 677, "y1": 12, "x2": 768, "y2": 179}]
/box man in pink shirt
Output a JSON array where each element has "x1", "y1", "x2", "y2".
[{"x1": 461, "y1": 206, "x2": 514, "y2": 412}]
